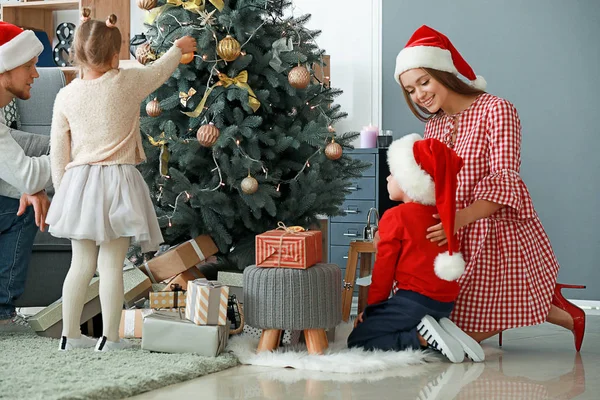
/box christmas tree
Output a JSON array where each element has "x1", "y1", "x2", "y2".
[{"x1": 134, "y1": 0, "x2": 367, "y2": 269}]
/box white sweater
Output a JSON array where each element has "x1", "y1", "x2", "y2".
[
  {"x1": 0, "y1": 113, "x2": 51, "y2": 199},
  {"x1": 50, "y1": 46, "x2": 182, "y2": 190}
]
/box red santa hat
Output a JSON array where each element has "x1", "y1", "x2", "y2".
[
  {"x1": 387, "y1": 134, "x2": 466, "y2": 281},
  {"x1": 394, "y1": 25, "x2": 486, "y2": 91},
  {"x1": 0, "y1": 22, "x2": 44, "y2": 74}
]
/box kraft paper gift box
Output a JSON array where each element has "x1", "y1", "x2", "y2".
[
  {"x1": 119, "y1": 309, "x2": 154, "y2": 338},
  {"x1": 160, "y1": 266, "x2": 205, "y2": 291},
  {"x1": 139, "y1": 235, "x2": 218, "y2": 283},
  {"x1": 255, "y1": 228, "x2": 322, "y2": 269},
  {"x1": 142, "y1": 311, "x2": 229, "y2": 356},
  {"x1": 216, "y1": 271, "x2": 244, "y2": 302},
  {"x1": 149, "y1": 290, "x2": 187, "y2": 309},
  {"x1": 29, "y1": 278, "x2": 101, "y2": 338},
  {"x1": 123, "y1": 266, "x2": 152, "y2": 308},
  {"x1": 185, "y1": 279, "x2": 229, "y2": 326}
]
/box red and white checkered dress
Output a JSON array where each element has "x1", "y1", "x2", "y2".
[{"x1": 424, "y1": 93, "x2": 559, "y2": 332}]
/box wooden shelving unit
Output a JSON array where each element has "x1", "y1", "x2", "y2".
[{"x1": 1, "y1": 0, "x2": 130, "y2": 62}]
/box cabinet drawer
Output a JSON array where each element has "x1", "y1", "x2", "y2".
[
  {"x1": 330, "y1": 245, "x2": 350, "y2": 271},
  {"x1": 330, "y1": 223, "x2": 365, "y2": 246},
  {"x1": 331, "y1": 200, "x2": 376, "y2": 223},
  {"x1": 351, "y1": 153, "x2": 376, "y2": 177},
  {"x1": 345, "y1": 177, "x2": 376, "y2": 200}
]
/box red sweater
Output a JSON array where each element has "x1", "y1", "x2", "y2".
[{"x1": 367, "y1": 202, "x2": 460, "y2": 305}]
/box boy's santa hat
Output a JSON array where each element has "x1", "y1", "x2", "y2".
[
  {"x1": 387, "y1": 134, "x2": 466, "y2": 281},
  {"x1": 0, "y1": 22, "x2": 44, "y2": 74},
  {"x1": 394, "y1": 25, "x2": 486, "y2": 91}
]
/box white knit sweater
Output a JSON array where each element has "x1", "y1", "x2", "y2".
[
  {"x1": 50, "y1": 46, "x2": 182, "y2": 190},
  {"x1": 0, "y1": 113, "x2": 51, "y2": 199}
]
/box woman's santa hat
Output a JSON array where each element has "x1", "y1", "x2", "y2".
[
  {"x1": 0, "y1": 22, "x2": 44, "y2": 74},
  {"x1": 395, "y1": 25, "x2": 486, "y2": 91},
  {"x1": 387, "y1": 134, "x2": 466, "y2": 281}
]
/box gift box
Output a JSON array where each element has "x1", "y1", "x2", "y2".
[
  {"x1": 185, "y1": 279, "x2": 229, "y2": 326},
  {"x1": 161, "y1": 266, "x2": 205, "y2": 291},
  {"x1": 29, "y1": 278, "x2": 101, "y2": 338},
  {"x1": 216, "y1": 271, "x2": 244, "y2": 302},
  {"x1": 149, "y1": 290, "x2": 186, "y2": 309},
  {"x1": 255, "y1": 228, "x2": 322, "y2": 269},
  {"x1": 139, "y1": 235, "x2": 218, "y2": 283},
  {"x1": 119, "y1": 309, "x2": 154, "y2": 338},
  {"x1": 123, "y1": 266, "x2": 152, "y2": 308},
  {"x1": 142, "y1": 310, "x2": 229, "y2": 356}
]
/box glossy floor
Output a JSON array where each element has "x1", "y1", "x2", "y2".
[{"x1": 129, "y1": 312, "x2": 600, "y2": 400}]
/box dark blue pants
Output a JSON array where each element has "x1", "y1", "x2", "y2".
[
  {"x1": 0, "y1": 195, "x2": 38, "y2": 320},
  {"x1": 347, "y1": 290, "x2": 454, "y2": 351}
]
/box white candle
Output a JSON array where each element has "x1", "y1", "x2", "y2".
[{"x1": 360, "y1": 125, "x2": 378, "y2": 148}]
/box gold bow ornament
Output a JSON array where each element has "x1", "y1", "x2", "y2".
[
  {"x1": 147, "y1": 132, "x2": 170, "y2": 177},
  {"x1": 179, "y1": 87, "x2": 197, "y2": 107},
  {"x1": 145, "y1": 0, "x2": 224, "y2": 24},
  {"x1": 183, "y1": 70, "x2": 260, "y2": 118}
]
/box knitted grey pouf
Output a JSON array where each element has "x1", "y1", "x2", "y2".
[{"x1": 243, "y1": 264, "x2": 342, "y2": 331}]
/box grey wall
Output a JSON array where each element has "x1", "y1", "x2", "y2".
[{"x1": 383, "y1": 0, "x2": 600, "y2": 300}]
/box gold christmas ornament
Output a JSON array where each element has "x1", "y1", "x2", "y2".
[
  {"x1": 135, "y1": 43, "x2": 156, "y2": 65},
  {"x1": 136, "y1": 0, "x2": 157, "y2": 11},
  {"x1": 325, "y1": 139, "x2": 343, "y2": 160},
  {"x1": 288, "y1": 65, "x2": 311, "y2": 89},
  {"x1": 241, "y1": 174, "x2": 258, "y2": 194},
  {"x1": 180, "y1": 52, "x2": 195, "y2": 64},
  {"x1": 217, "y1": 35, "x2": 242, "y2": 62},
  {"x1": 196, "y1": 123, "x2": 220, "y2": 147},
  {"x1": 146, "y1": 98, "x2": 162, "y2": 117}
]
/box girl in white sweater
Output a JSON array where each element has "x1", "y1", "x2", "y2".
[{"x1": 47, "y1": 11, "x2": 196, "y2": 351}]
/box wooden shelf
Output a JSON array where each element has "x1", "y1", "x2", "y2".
[{"x1": 1, "y1": 1, "x2": 80, "y2": 12}]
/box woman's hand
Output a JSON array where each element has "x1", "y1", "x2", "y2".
[
  {"x1": 426, "y1": 210, "x2": 468, "y2": 246},
  {"x1": 174, "y1": 36, "x2": 197, "y2": 54}
]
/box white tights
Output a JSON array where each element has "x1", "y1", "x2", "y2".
[{"x1": 61, "y1": 237, "x2": 130, "y2": 342}]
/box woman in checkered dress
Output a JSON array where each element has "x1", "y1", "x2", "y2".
[{"x1": 391, "y1": 25, "x2": 585, "y2": 350}]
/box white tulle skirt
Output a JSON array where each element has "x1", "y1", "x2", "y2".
[{"x1": 47, "y1": 164, "x2": 163, "y2": 253}]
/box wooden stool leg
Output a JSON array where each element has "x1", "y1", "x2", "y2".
[
  {"x1": 257, "y1": 329, "x2": 281, "y2": 353},
  {"x1": 357, "y1": 252, "x2": 373, "y2": 315},
  {"x1": 341, "y1": 245, "x2": 359, "y2": 322},
  {"x1": 305, "y1": 329, "x2": 328, "y2": 355}
]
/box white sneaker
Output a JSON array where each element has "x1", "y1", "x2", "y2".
[
  {"x1": 95, "y1": 336, "x2": 135, "y2": 352},
  {"x1": 58, "y1": 335, "x2": 97, "y2": 351},
  {"x1": 439, "y1": 317, "x2": 485, "y2": 362},
  {"x1": 417, "y1": 315, "x2": 464, "y2": 363}
]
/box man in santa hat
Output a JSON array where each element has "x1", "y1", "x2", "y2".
[
  {"x1": 347, "y1": 134, "x2": 484, "y2": 363},
  {"x1": 0, "y1": 21, "x2": 52, "y2": 331}
]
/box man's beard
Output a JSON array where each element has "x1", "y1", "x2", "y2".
[{"x1": 6, "y1": 82, "x2": 30, "y2": 100}]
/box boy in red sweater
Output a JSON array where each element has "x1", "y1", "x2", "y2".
[{"x1": 347, "y1": 134, "x2": 484, "y2": 363}]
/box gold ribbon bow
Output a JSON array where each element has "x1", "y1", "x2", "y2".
[
  {"x1": 179, "y1": 87, "x2": 197, "y2": 107},
  {"x1": 147, "y1": 133, "x2": 170, "y2": 177},
  {"x1": 275, "y1": 222, "x2": 306, "y2": 267},
  {"x1": 146, "y1": 0, "x2": 224, "y2": 24},
  {"x1": 183, "y1": 70, "x2": 260, "y2": 118}
]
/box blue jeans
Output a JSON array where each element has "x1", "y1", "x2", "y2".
[{"x1": 0, "y1": 195, "x2": 38, "y2": 320}]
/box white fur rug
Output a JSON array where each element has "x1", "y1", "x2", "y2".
[{"x1": 226, "y1": 321, "x2": 443, "y2": 374}]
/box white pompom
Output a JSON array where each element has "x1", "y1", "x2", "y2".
[
  {"x1": 434, "y1": 252, "x2": 466, "y2": 281},
  {"x1": 472, "y1": 75, "x2": 487, "y2": 91}
]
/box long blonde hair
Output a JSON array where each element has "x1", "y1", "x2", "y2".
[
  {"x1": 401, "y1": 68, "x2": 485, "y2": 122},
  {"x1": 70, "y1": 9, "x2": 121, "y2": 70}
]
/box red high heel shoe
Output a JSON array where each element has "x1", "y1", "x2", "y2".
[{"x1": 553, "y1": 283, "x2": 586, "y2": 352}]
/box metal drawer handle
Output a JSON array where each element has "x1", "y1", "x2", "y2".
[
  {"x1": 342, "y1": 209, "x2": 359, "y2": 214},
  {"x1": 343, "y1": 233, "x2": 358, "y2": 237},
  {"x1": 346, "y1": 186, "x2": 359, "y2": 191},
  {"x1": 343, "y1": 256, "x2": 348, "y2": 259}
]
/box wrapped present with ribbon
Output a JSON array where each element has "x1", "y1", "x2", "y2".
[
  {"x1": 185, "y1": 279, "x2": 229, "y2": 326},
  {"x1": 255, "y1": 222, "x2": 322, "y2": 269},
  {"x1": 142, "y1": 310, "x2": 229, "y2": 356},
  {"x1": 150, "y1": 284, "x2": 187, "y2": 309},
  {"x1": 119, "y1": 309, "x2": 154, "y2": 338},
  {"x1": 160, "y1": 265, "x2": 206, "y2": 291},
  {"x1": 139, "y1": 235, "x2": 218, "y2": 284}
]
